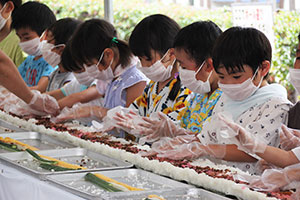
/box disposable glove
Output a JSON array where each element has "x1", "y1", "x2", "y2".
[
  {"x1": 137, "y1": 112, "x2": 191, "y2": 144},
  {"x1": 219, "y1": 113, "x2": 267, "y2": 154},
  {"x1": 52, "y1": 103, "x2": 107, "y2": 123},
  {"x1": 280, "y1": 124, "x2": 300, "y2": 151},
  {"x1": 156, "y1": 141, "x2": 226, "y2": 161},
  {"x1": 28, "y1": 90, "x2": 59, "y2": 116}
]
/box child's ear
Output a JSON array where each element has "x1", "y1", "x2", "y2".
[
  {"x1": 4, "y1": 1, "x2": 14, "y2": 15},
  {"x1": 57, "y1": 46, "x2": 65, "y2": 55},
  {"x1": 205, "y1": 58, "x2": 214, "y2": 72},
  {"x1": 260, "y1": 60, "x2": 270, "y2": 77}
]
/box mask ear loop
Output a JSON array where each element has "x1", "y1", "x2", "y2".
[
  {"x1": 251, "y1": 66, "x2": 264, "y2": 87},
  {"x1": 194, "y1": 60, "x2": 206, "y2": 79}
]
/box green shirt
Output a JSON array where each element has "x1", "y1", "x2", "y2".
[{"x1": 0, "y1": 30, "x2": 25, "y2": 67}]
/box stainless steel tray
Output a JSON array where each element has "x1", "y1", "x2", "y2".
[
  {"x1": 0, "y1": 118, "x2": 26, "y2": 132},
  {"x1": 0, "y1": 148, "x2": 133, "y2": 179},
  {"x1": 0, "y1": 132, "x2": 75, "y2": 153},
  {"x1": 46, "y1": 169, "x2": 193, "y2": 200},
  {"x1": 106, "y1": 188, "x2": 233, "y2": 200}
]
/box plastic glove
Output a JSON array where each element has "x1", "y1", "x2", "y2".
[
  {"x1": 249, "y1": 169, "x2": 290, "y2": 191},
  {"x1": 137, "y1": 112, "x2": 191, "y2": 144},
  {"x1": 292, "y1": 187, "x2": 300, "y2": 200},
  {"x1": 113, "y1": 110, "x2": 146, "y2": 135},
  {"x1": 28, "y1": 90, "x2": 59, "y2": 116},
  {"x1": 151, "y1": 135, "x2": 197, "y2": 153},
  {"x1": 244, "y1": 163, "x2": 300, "y2": 191},
  {"x1": 51, "y1": 103, "x2": 107, "y2": 123},
  {"x1": 156, "y1": 141, "x2": 226, "y2": 160},
  {"x1": 280, "y1": 124, "x2": 300, "y2": 151},
  {"x1": 218, "y1": 113, "x2": 267, "y2": 154}
]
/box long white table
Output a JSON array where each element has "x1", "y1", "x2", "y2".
[{"x1": 0, "y1": 162, "x2": 85, "y2": 200}]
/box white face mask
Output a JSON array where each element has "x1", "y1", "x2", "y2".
[
  {"x1": 137, "y1": 50, "x2": 175, "y2": 82},
  {"x1": 73, "y1": 70, "x2": 95, "y2": 86},
  {"x1": 179, "y1": 61, "x2": 212, "y2": 94},
  {"x1": 85, "y1": 51, "x2": 115, "y2": 81},
  {"x1": 218, "y1": 67, "x2": 263, "y2": 101},
  {"x1": 290, "y1": 68, "x2": 300, "y2": 94},
  {"x1": 19, "y1": 37, "x2": 42, "y2": 56},
  {"x1": 0, "y1": 3, "x2": 10, "y2": 31},
  {"x1": 41, "y1": 41, "x2": 64, "y2": 67}
]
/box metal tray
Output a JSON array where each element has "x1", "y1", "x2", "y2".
[
  {"x1": 0, "y1": 132, "x2": 75, "y2": 153},
  {"x1": 0, "y1": 118, "x2": 26, "y2": 132},
  {"x1": 46, "y1": 169, "x2": 193, "y2": 200},
  {"x1": 106, "y1": 188, "x2": 233, "y2": 200},
  {"x1": 0, "y1": 148, "x2": 133, "y2": 179}
]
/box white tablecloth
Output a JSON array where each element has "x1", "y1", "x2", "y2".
[{"x1": 0, "y1": 161, "x2": 85, "y2": 200}]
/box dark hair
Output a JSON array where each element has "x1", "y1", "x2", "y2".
[
  {"x1": 129, "y1": 14, "x2": 180, "y2": 59},
  {"x1": 61, "y1": 42, "x2": 81, "y2": 72},
  {"x1": 298, "y1": 32, "x2": 300, "y2": 41},
  {"x1": 0, "y1": 0, "x2": 22, "y2": 11},
  {"x1": 11, "y1": 1, "x2": 56, "y2": 36},
  {"x1": 70, "y1": 18, "x2": 132, "y2": 71},
  {"x1": 47, "y1": 18, "x2": 81, "y2": 45},
  {"x1": 174, "y1": 21, "x2": 222, "y2": 66},
  {"x1": 212, "y1": 27, "x2": 272, "y2": 76}
]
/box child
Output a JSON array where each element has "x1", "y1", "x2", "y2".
[
  {"x1": 288, "y1": 32, "x2": 300, "y2": 129},
  {"x1": 153, "y1": 27, "x2": 292, "y2": 174},
  {"x1": 11, "y1": 1, "x2": 56, "y2": 92},
  {"x1": 46, "y1": 43, "x2": 99, "y2": 108},
  {"x1": 42, "y1": 18, "x2": 81, "y2": 92},
  {"x1": 53, "y1": 19, "x2": 147, "y2": 134},
  {"x1": 115, "y1": 21, "x2": 222, "y2": 143},
  {"x1": 128, "y1": 14, "x2": 191, "y2": 122},
  {"x1": 0, "y1": 0, "x2": 25, "y2": 66}
]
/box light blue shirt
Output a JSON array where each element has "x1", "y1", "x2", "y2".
[{"x1": 18, "y1": 55, "x2": 56, "y2": 86}]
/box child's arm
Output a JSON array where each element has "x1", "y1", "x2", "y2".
[
  {"x1": 30, "y1": 76, "x2": 49, "y2": 93},
  {"x1": 256, "y1": 146, "x2": 299, "y2": 168},
  {"x1": 46, "y1": 89, "x2": 65, "y2": 101},
  {"x1": 58, "y1": 86, "x2": 102, "y2": 109},
  {"x1": 125, "y1": 81, "x2": 147, "y2": 107}
]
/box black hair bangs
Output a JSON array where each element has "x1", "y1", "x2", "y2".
[
  {"x1": 129, "y1": 14, "x2": 180, "y2": 60},
  {"x1": 212, "y1": 27, "x2": 271, "y2": 75},
  {"x1": 70, "y1": 19, "x2": 117, "y2": 68}
]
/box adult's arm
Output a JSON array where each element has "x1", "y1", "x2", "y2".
[{"x1": 0, "y1": 50, "x2": 33, "y2": 103}]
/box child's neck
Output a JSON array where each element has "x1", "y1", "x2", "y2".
[{"x1": 33, "y1": 55, "x2": 43, "y2": 60}]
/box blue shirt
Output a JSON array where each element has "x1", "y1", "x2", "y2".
[
  {"x1": 103, "y1": 65, "x2": 147, "y2": 109},
  {"x1": 18, "y1": 55, "x2": 56, "y2": 86}
]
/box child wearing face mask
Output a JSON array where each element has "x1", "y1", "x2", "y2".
[
  {"x1": 115, "y1": 21, "x2": 223, "y2": 143},
  {"x1": 128, "y1": 14, "x2": 192, "y2": 122},
  {"x1": 11, "y1": 1, "x2": 56, "y2": 92},
  {"x1": 287, "y1": 32, "x2": 300, "y2": 129},
  {"x1": 46, "y1": 43, "x2": 103, "y2": 111},
  {"x1": 150, "y1": 27, "x2": 292, "y2": 175},
  {"x1": 52, "y1": 19, "x2": 147, "y2": 134},
  {"x1": 0, "y1": 0, "x2": 25, "y2": 67},
  {"x1": 42, "y1": 18, "x2": 81, "y2": 92}
]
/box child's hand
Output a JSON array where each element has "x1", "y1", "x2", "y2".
[
  {"x1": 28, "y1": 90, "x2": 59, "y2": 116},
  {"x1": 280, "y1": 124, "x2": 300, "y2": 150}
]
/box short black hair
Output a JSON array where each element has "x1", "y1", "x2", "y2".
[
  {"x1": 174, "y1": 21, "x2": 222, "y2": 66},
  {"x1": 212, "y1": 27, "x2": 272, "y2": 75},
  {"x1": 11, "y1": 1, "x2": 56, "y2": 36},
  {"x1": 47, "y1": 18, "x2": 81, "y2": 45},
  {"x1": 70, "y1": 18, "x2": 132, "y2": 71},
  {"x1": 0, "y1": 0, "x2": 22, "y2": 11},
  {"x1": 61, "y1": 42, "x2": 81, "y2": 72},
  {"x1": 298, "y1": 32, "x2": 300, "y2": 42},
  {"x1": 129, "y1": 14, "x2": 180, "y2": 59}
]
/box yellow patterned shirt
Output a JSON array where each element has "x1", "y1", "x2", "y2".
[
  {"x1": 130, "y1": 77, "x2": 192, "y2": 122},
  {"x1": 181, "y1": 88, "x2": 222, "y2": 134}
]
